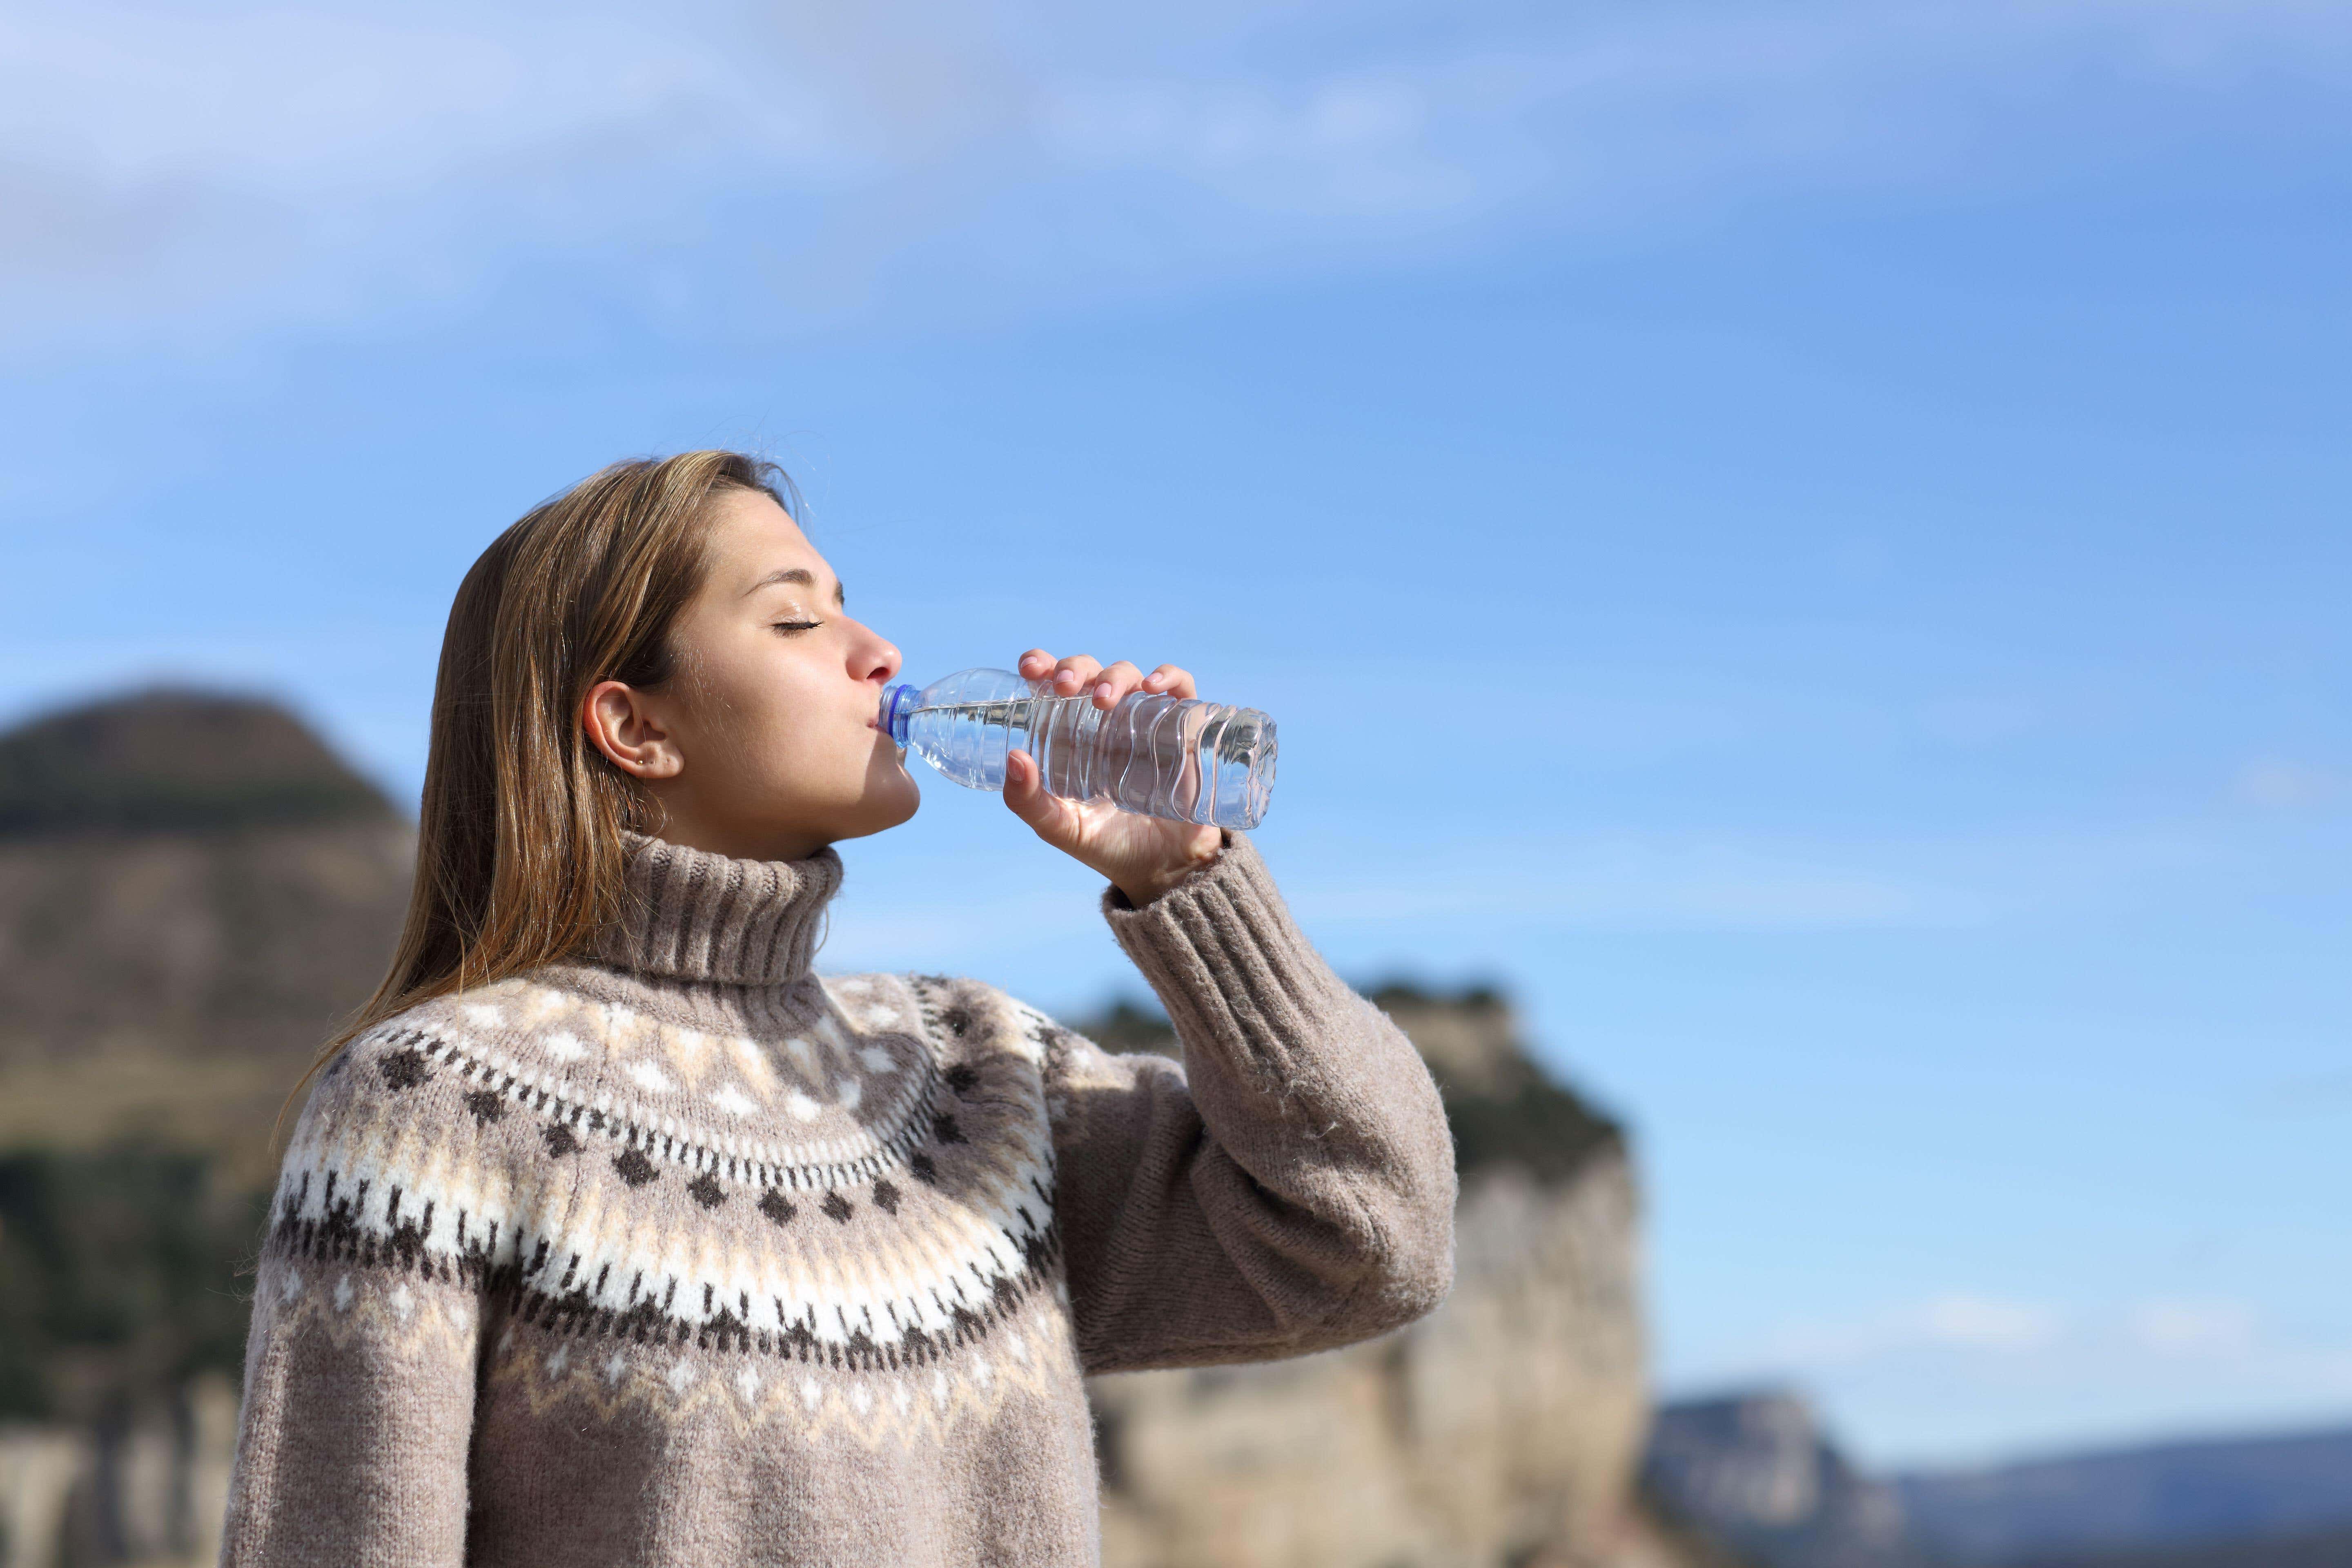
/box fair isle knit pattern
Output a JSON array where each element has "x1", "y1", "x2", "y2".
[{"x1": 218, "y1": 830, "x2": 1459, "y2": 1568}]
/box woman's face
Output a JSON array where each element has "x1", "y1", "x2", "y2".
[{"x1": 595, "y1": 487, "x2": 917, "y2": 862}]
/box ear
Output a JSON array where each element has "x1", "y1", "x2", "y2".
[{"x1": 582, "y1": 681, "x2": 684, "y2": 780}]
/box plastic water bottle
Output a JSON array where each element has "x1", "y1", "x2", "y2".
[{"x1": 882, "y1": 669, "x2": 1277, "y2": 829}]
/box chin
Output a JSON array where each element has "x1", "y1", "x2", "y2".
[
  {"x1": 874, "y1": 781, "x2": 921, "y2": 832},
  {"x1": 833, "y1": 769, "x2": 921, "y2": 842}
]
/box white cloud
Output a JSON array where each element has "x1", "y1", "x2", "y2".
[
  {"x1": 1038, "y1": 74, "x2": 1468, "y2": 217},
  {"x1": 2238, "y1": 759, "x2": 2348, "y2": 810},
  {"x1": 0, "y1": 10, "x2": 720, "y2": 194},
  {"x1": 2128, "y1": 1299, "x2": 2259, "y2": 1356},
  {"x1": 1711, "y1": 1293, "x2": 2069, "y2": 1368},
  {"x1": 1919, "y1": 1295, "x2": 2066, "y2": 1353},
  {"x1": 2, "y1": 0, "x2": 2349, "y2": 352}
]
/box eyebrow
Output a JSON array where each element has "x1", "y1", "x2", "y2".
[{"x1": 744, "y1": 567, "x2": 846, "y2": 606}]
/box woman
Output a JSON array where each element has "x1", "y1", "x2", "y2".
[{"x1": 220, "y1": 450, "x2": 1457, "y2": 1567}]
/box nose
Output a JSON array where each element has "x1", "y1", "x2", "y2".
[{"x1": 850, "y1": 620, "x2": 901, "y2": 686}]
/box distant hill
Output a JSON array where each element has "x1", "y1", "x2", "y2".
[
  {"x1": 1642, "y1": 1392, "x2": 2352, "y2": 1568},
  {"x1": 0, "y1": 688, "x2": 392, "y2": 837},
  {"x1": 2010, "y1": 1523, "x2": 2352, "y2": 1568},
  {"x1": 1896, "y1": 1423, "x2": 2352, "y2": 1566},
  {"x1": 0, "y1": 690, "x2": 413, "y2": 1185}
]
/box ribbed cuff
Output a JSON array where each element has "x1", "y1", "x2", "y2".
[
  {"x1": 1098, "y1": 833, "x2": 1355, "y2": 1078},
  {"x1": 1100, "y1": 827, "x2": 1232, "y2": 915}
]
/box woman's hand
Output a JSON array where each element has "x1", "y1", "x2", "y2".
[{"x1": 1003, "y1": 648, "x2": 1225, "y2": 907}]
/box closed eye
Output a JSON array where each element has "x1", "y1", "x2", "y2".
[{"x1": 772, "y1": 620, "x2": 822, "y2": 635}]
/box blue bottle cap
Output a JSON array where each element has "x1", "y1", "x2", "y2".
[{"x1": 880, "y1": 682, "x2": 916, "y2": 745}]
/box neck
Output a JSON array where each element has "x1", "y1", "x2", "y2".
[
  {"x1": 640, "y1": 795, "x2": 833, "y2": 864},
  {"x1": 655, "y1": 822, "x2": 832, "y2": 864}
]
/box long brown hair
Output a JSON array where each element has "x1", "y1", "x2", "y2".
[{"x1": 278, "y1": 450, "x2": 798, "y2": 1133}]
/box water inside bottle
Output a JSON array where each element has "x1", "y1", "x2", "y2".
[{"x1": 883, "y1": 670, "x2": 1276, "y2": 829}]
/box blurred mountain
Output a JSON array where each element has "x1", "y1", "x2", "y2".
[
  {"x1": 1642, "y1": 1393, "x2": 2352, "y2": 1568},
  {"x1": 0, "y1": 689, "x2": 414, "y2": 1187},
  {"x1": 0, "y1": 690, "x2": 392, "y2": 840},
  {"x1": 1082, "y1": 987, "x2": 1712, "y2": 1568},
  {"x1": 1643, "y1": 1392, "x2": 1930, "y2": 1568},
  {"x1": 2002, "y1": 1525, "x2": 2352, "y2": 1568},
  {"x1": 1895, "y1": 1424, "x2": 2352, "y2": 1567}
]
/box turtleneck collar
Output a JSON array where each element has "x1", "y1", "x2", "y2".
[{"x1": 590, "y1": 830, "x2": 843, "y2": 987}]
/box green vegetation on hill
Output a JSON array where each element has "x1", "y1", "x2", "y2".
[
  {"x1": 1422, "y1": 1048, "x2": 1623, "y2": 1184},
  {"x1": 0, "y1": 689, "x2": 392, "y2": 837},
  {"x1": 1367, "y1": 981, "x2": 1624, "y2": 1184},
  {"x1": 1077, "y1": 999, "x2": 1186, "y2": 1055},
  {"x1": 0, "y1": 1148, "x2": 266, "y2": 1421}
]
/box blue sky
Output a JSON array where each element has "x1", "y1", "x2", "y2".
[{"x1": 2, "y1": 0, "x2": 2346, "y2": 1468}]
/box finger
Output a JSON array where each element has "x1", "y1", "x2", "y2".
[
  {"x1": 1002, "y1": 749, "x2": 1076, "y2": 840},
  {"x1": 1140, "y1": 663, "x2": 1197, "y2": 700},
  {"x1": 1017, "y1": 648, "x2": 1056, "y2": 679},
  {"x1": 1089, "y1": 660, "x2": 1144, "y2": 708},
  {"x1": 1049, "y1": 655, "x2": 1103, "y2": 695},
  {"x1": 1002, "y1": 748, "x2": 1047, "y2": 821}
]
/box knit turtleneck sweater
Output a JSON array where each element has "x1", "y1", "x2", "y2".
[{"x1": 218, "y1": 830, "x2": 1458, "y2": 1568}]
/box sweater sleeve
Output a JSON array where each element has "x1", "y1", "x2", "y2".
[
  {"x1": 1043, "y1": 831, "x2": 1459, "y2": 1375},
  {"x1": 217, "y1": 1035, "x2": 497, "y2": 1567}
]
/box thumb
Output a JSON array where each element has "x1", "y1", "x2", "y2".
[{"x1": 1002, "y1": 750, "x2": 1072, "y2": 840}]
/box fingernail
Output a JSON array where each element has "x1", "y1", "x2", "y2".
[{"x1": 1094, "y1": 682, "x2": 1112, "y2": 701}]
